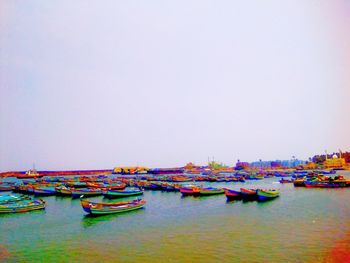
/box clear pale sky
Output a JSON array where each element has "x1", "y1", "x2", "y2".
[{"x1": 1, "y1": 1, "x2": 349, "y2": 171}]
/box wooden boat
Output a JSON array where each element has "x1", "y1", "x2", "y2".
[
  {"x1": 304, "y1": 181, "x2": 348, "y2": 188},
  {"x1": 224, "y1": 189, "x2": 242, "y2": 200},
  {"x1": 87, "y1": 182, "x2": 126, "y2": 190},
  {"x1": 55, "y1": 186, "x2": 73, "y2": 195},
  {"x1": 0, "y1": 199, "x2": 46, "y2": 213},
  {"x1": 0, "y1": 183, "x2": 14, "y2": 191},
  {"x1": 33, "y1": 186, "x2": 57, "y2": 196},
  {"x1": 199, "y1": 187, "x2": 224, "y2": 195},
  {"x1": 16, "y1": 169, "x2": 44, "y2": 179},
  {"x1": 179, "y1": 185, "x2": 201, "y2": 196},
  {"x1": 0, "y1": 194, "x2": 32, "y2": 204},
  {"x1": 293, "y1": 178, "x2": 306, "y2": 187},
  {"x1": 279, "y1": 179, "x2": 293, "y2": 184},
  {"x1": 256, "y1": 189, "x2": 279, "y2": 201},
  {"x1": 71, "y1": 188, "x2": 102, "y2": 198},
  {"x1": 240, "y1": 188, "x2": 257, "y2": 200},
  {"x1": 103, "y1": 189, "x2": 143, "y2": 198},
  {"x1": 81, "y1": 198, "x2": 146, "y2": 215},
  {"x1": 66, "y1": 181, "x2": 87, "y2": 188}
]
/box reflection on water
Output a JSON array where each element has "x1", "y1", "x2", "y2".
[{"x1": 81, "y1": 208, "x2": 145, "y2": 228}]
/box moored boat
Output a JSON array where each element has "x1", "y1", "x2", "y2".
[
  {"x1": 256, "y1": 189, "x2": 279, "y2": 201},
  {"x1": 224, "y1": 188, "x2": 242, "y2": 200},
  {"x1": 33, "y1": 186, "x2": 57, "y2": 196},
  {"x1": 199, "y1": 187, "x2": 224, "y2": 196},
  {"x1": 71, "y1": 188, "x2": 102, "y2": 198},
  {"x1": 0, "y1": 194, "x2": 32, "y2": 204},
  {"x1": 279, "y1": 179, "x2": 293, "y2": 184},
  {"x1": 240, "y1": 188, "x2": 257, "y2": 200},
  {"x1": 103, "y1": 189, "x2": 143, "y2": 198},
  {"x1": 80, "y1": 198, "x2": 146, "y2": 215},
  {"x1": 179, "y1": 185, "x2": 201, "y2": 196},
  {"x1": 16, "y1": 169, "x2": 44, "y2": 179},
  {"x1": 0, "y1": 199, "x2": 46, "y2": 213}
]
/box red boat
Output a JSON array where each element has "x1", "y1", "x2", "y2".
[
  {"x1": 224, "y1": 188, "x2": 242, "y2": 200},
  {"x1": 16, "y1": 170, "x2": 44, "y2": 179}
]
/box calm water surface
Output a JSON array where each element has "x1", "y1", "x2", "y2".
[{"x1": 1, "y1": 173, "x2": 350, "y2": 262}]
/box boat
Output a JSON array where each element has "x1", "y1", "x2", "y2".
[
  {"x1": 199, "y1": 187, "x2": 224, "y2": 196},
  {"x1": 304, "y1": 181, "x2": 348, "y2": 188},
  {"x1": 224, "y1": 188, "x2": 242, "y2": 200},
  {"x1": 71, "y1": 188, "x2": 102, "y2": 198},
  {"x1": 179, "y1": 185, "x2": 201, "y2": 196},
  {"x1": 0, "y1": 183, "x2": 15, "y2": 191},
  {"x1": 0, "y1": 194, "x2": 32, "y2": 204},
  {"x1": 33, "y1": 186, "x2": 57, "y2": 196},
  {"x1": 256, "y1": 189, "x2": 279, "y2": 201},
  {"x1": 293, "y1": 178, "x2": 306, "y2": 187},
  {"x1": 0, "y1": 199, "x2": 46, "y2": 213},
  {"x1": 80, "y1": 198, "x2": 146, "y2": 215},
  {"x1": 55, "y1": 186, "x2": 73, "y2": 195},
  {"x1": 103, "y1": 189, "x2": 143, "y2": 198},
  {"x1": 240, "y1": 188, "x2": 257, "y2": 200},
  {"x1": 16, "y1": 169, "x2": 44, "y2": 179},
  {"x1": 279, "y1": 179, "x2": 293, "y2": 184}
]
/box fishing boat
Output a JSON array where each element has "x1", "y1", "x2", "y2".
[
  {"x1": 224, "y1": 189, "x2": 242, "y2": 200},
  {"x1": 71, "y1": 188, "x2": 102, "y2": 198},
  {"x1": 0, "y1": 183, "x2": 14, "y2": 191},
  {"x1": 240, "y1": 188, "x2": 257, "y2": 200},
  {"x1": 304, "y1": 181, "x2": 347, "y2": 188},
  {"x1": 16, "y1": 169, "x2": 44, "y2": 179},
  {"x1": 199, "y1": 187, "x2": 224, "y2": 196},
  {"x1": 293, "y1": 178, "x2": 306, "y2": 187},
  {"x1": 33, "y1": 186, "x2": 57, "y2": 196},
  {"x1": 0, "y1": 194, "x2": 32, "y2": 204},
  {"x1": 0, "y1": 199, "x2": 46, "y2": 213},
  {"x1": 80, "y1": 198, "x2": 146, "y2": 215},
  {"x1": 103, "y1": 189, "x2": 143, "y2": 198},
  {"x1": 55, "y1": 186, "x2": 73, "y2": 196},
  {"x1": 179, "y1": 185, "x2": 201, "y2": 196},
  {"x1": 279, "y1": 179, "x2": 293, "y2": 184},
  {"x1": 256, "y1": 189, "x2": 279, "y2": 201}
]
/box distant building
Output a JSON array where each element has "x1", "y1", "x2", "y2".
[{"x1": 323, "y1": 155, "x2": 346, "y2": 168}]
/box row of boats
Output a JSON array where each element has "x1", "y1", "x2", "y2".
[
  {"x1": 179, "y1": 186, "x2": 280, "y2": 201},
  {"x1": 293, "y1": 175, "x2": 350, "y2": 188}
]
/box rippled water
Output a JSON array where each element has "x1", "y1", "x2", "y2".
[{"x1": 1, "y1": 173, "x2": 350, "y2": 262}]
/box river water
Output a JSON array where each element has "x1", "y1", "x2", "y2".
[{"x1": 1, "y1": 173, "x2": 350, "y2": 262}]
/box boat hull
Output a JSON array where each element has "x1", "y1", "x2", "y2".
[
  {"x1": 103, "y1": 190, "x2": 143, "y2": 198},
  {"x1": 256, "y1": 190, "x2": 279, "y2": 201}
]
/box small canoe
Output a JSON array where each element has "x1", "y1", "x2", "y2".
[
  {"x1": 240, "y1": 188, "x2": 257, "y2": 200},
  {"x1": 0, "y1": 199, "x2": 46, "y2": 213},
  {"x1": 71, "y1": 188, "x2": 102, "y2": 198},
  {"x1": 199, "y1": 187, "x2": 224, "y2": 195},
  {"x1": 224, "y1": 189, "x2": 242, "y2": 200},
  {"x1": 103, "y1": 189, "x2": 143, "y2": 198},
  {"x1": 81, "y1": 198, "x2": 146, "y2": 215},
  {"x1": 256, "y1": 189, "x2": 279, "y2": 201}
]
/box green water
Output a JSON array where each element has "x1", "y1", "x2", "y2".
[{"x1": 1, "y1": 175, "x2": 350, "y2": 262}]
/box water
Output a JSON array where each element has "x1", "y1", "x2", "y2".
[{"x1": 1, "y1": 174, "x2": 350, "y2": 262}]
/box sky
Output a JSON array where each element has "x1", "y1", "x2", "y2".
[{"x1": 0, "y1": 1, "x2": 349, "y2": 171}]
